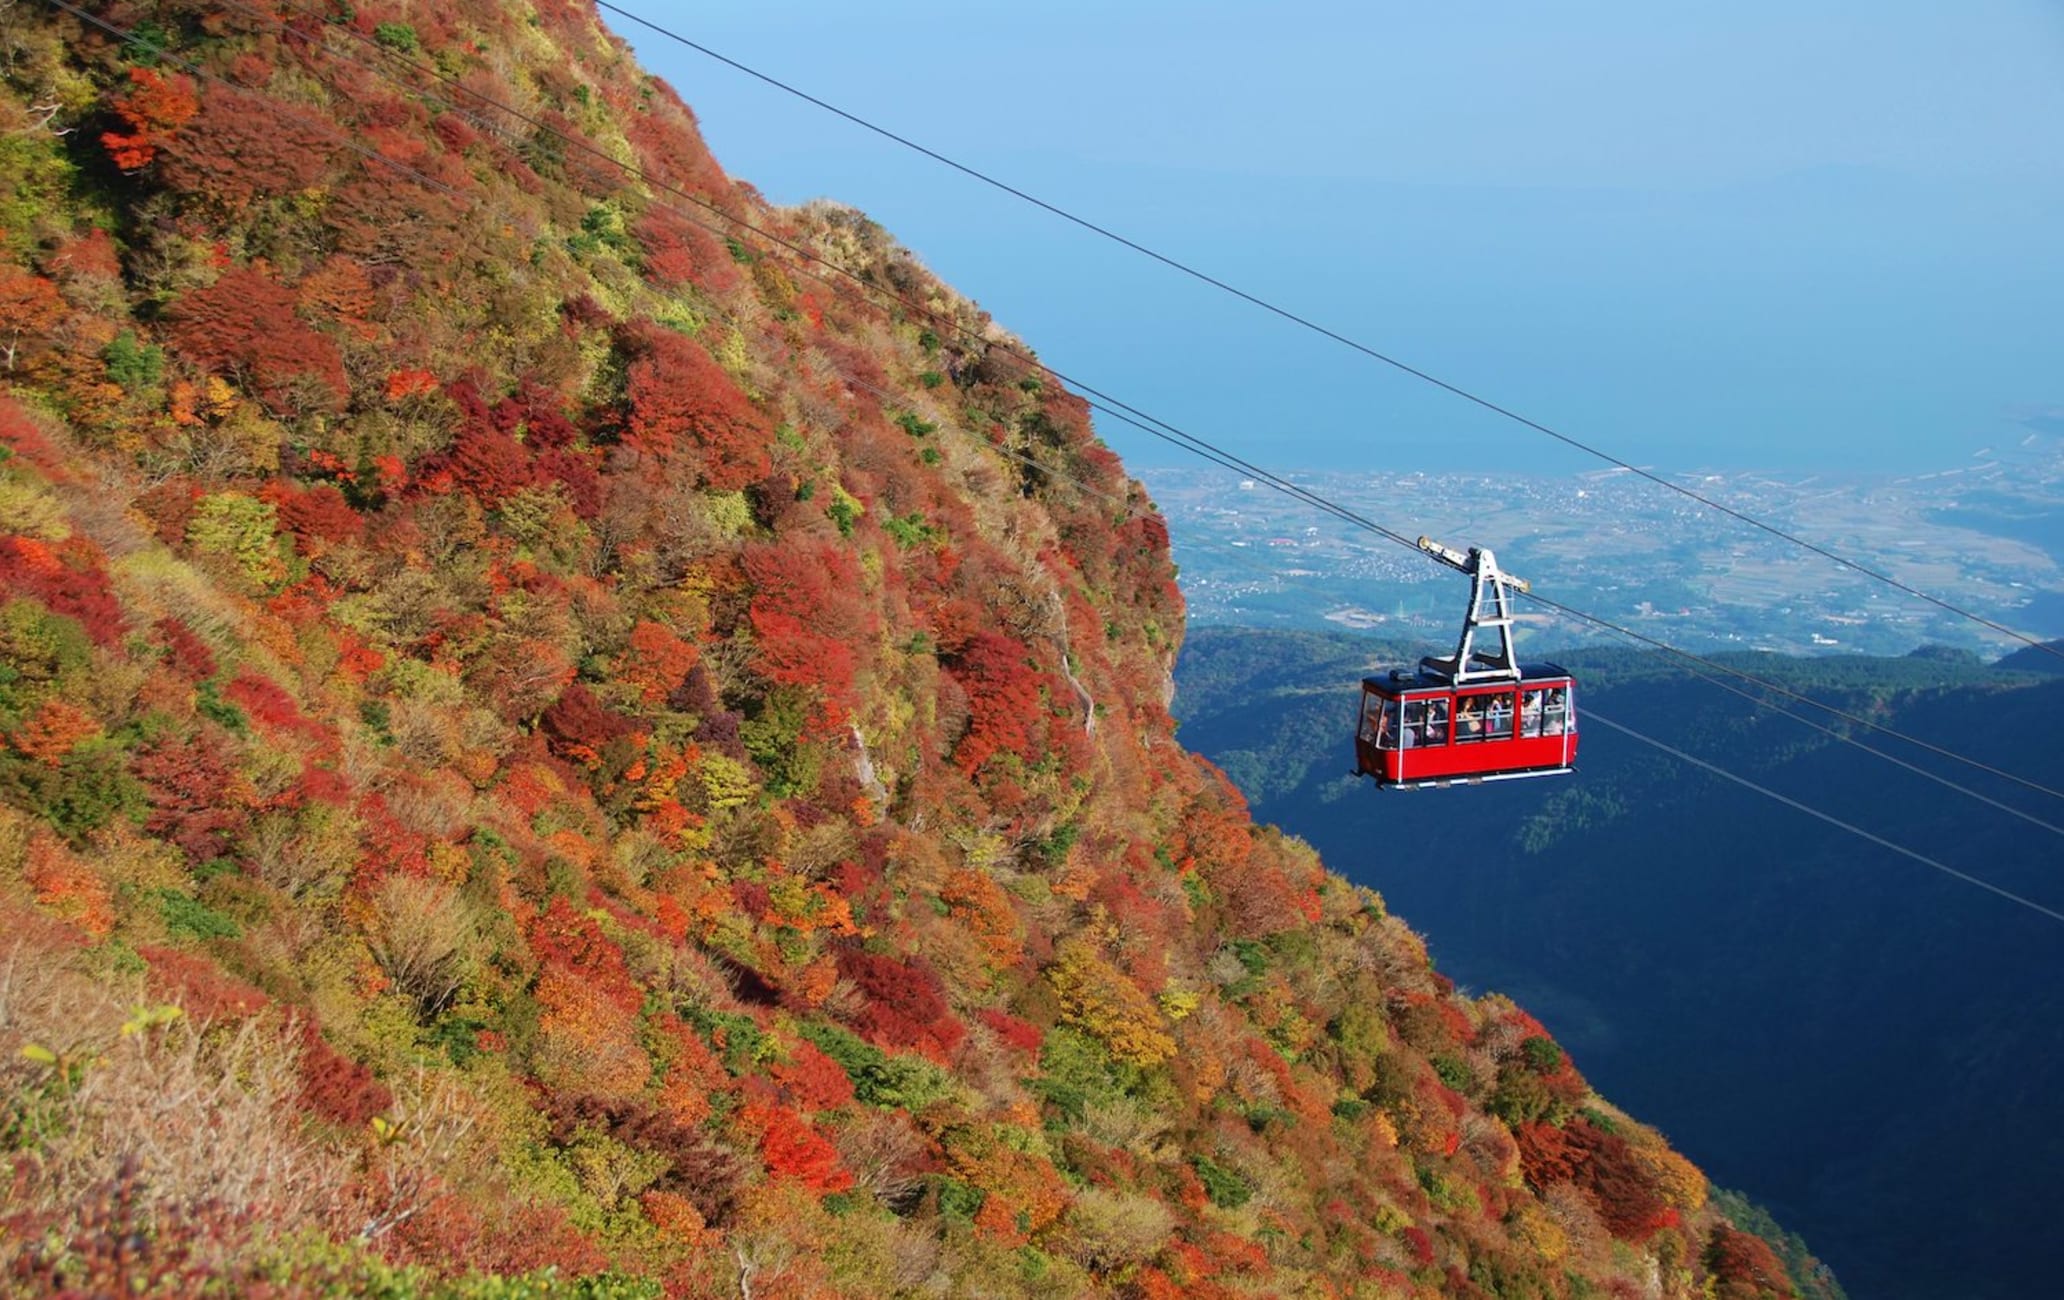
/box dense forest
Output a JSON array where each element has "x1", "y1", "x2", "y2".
[
  {"x1": 1176, "y1": 625, "x2": 2064, "y2": 1300},
  {"x1": 0, "y1": 1, "x2": 1817, "y2": 1294}
]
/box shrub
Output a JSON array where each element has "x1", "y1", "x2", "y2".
[
  {"x1": 364, "y1": 874, "x2": 476, "y2": 1019},
  {"x1": 185, "y1": 493, "x2": 285, "y2": 589},
  {"x1": 1045, "y1": 940, "x2": 1174, "y2": 1068},
  {"x1": 157, "y1": 889, "x2": 240, "y2": 941},
  {"x1": 1189, "y1": 1154, "x2": 1251, "y2": 1209},
  {"x1": 372, "y1": 22, "x2": 419, "y2": 53}
]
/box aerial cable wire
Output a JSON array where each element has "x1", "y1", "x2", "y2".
[
  {"x1": 1527, "y1": 599, "x2": 2064, "y2": 835},
  {"x1": 109, "y1": 0, "x2": 2064, "y2": 813},
  {"x1": 1584, "y1": 711, "x2": 2064, "y2": 926},
  {"x1": 241, "y1": 0, "x2": 2064, "y2": 811},
  {"x1": 53, "y1": 1, "x2": 2064, "y2": 910},
  {"x1": 1514, "y1": 588, "x2": 2064, "y2": 806},
  {"x1": 214, "y1": 0, "x2": 1434, "y2": 559},
  {"x1": 95, "y1": 0, "x2": 2064, "y2": 811},
  {"x1": 44, "y1": 0, "x2": 476, "y2": 210},
  {"x1": 594, "y1": 1, "x2": 2064, "y2": 668}
]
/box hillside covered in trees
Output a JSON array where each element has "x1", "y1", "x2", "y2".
[{"x1": 2, "y1": 2, "x2": 1803, "y2": 1294}]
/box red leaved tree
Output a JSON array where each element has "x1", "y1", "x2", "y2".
[
  {"x1": 740, "y1": 540, "x2": 871, "y2": 722},
  {"x1": 0, "y1": 265, "x2": 64, "y2": 374},
  {"x1": 437, "y1": 424, "x2": 534, "y2": 508},
  {"x1": 100, "y1": 66, "x2": 198, "y2": 170},
  {"x1": 0, "y1": 536, "x2": 126, "y2": 645},
  {"x1": 133, "y1": 732, "x2": 248, "y2": 863},
  {"x1": 298, "y1": 1020, "x2": 393, "y2": 1127},
  {"x1": 525, "y1": 894, "x2": 641, "y2": 1016},
  {"x1": 621, "y1": 620, "x2": 700, "y2": 707},
  {"x1": 539, "y1": 682, "x2": 631, "y2": 768},
  {"x1": 1705, "y1": 1227, "x2": 1797, "y2": 1300},
  {"x1": 1550, "y1": 1118, "x2": 1672, "y2": 1241},
  {"x1": 139, "y1": 945, "x2": 269, "y2": 1021},
  {"x1": 163, "y1": 268, "x2": 349, "y2": 416},
  {"x1": 946, "y1": 632, "x2": 1044, "y2": 777},
  {"x1": 264, "y1": 483, "x2": 363, "y2": 553},
  {"x1": 621, "y1": 325, "x2": 769, "y2": 490},
  {"x1": 633, "y1": 207, "x2": 742, "y2": 296},
  {"x1": 160, "y1": 85, "x2": 334, "y2": 211},
  {"x1": 770, "y1": 1040, "x2": 855, "y2": 1113},
  {"x1": 751, "y1": 1104, "x2": 854, "y2": 1194},
  {"x1": 836, "y1": 948, "x2": 965, "y2": 1062}
]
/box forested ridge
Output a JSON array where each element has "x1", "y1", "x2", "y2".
[{"x1": 2, "y1": 2, "x2": 1796, "y2": 1295}]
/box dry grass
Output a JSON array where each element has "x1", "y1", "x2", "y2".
[{"x1": 0, "y1": 932, "x2": 350, "y2": 1261}]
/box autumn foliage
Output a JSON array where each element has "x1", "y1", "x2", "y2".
[
  {"x1": 0, "y1": 5, "x2": 1788, "y2": 1298},
  {"x1": 164, "y1": 268, "x2": 349, "y2": 415},
  {"x1": 100, "y1": 67, "x2": 198, "y2": 170},
  {"x1": 623, "y1": 325, "x2": 770, "y2": 489},
  {"x1": 947, "y1": 632, "x2": 1046, "y2": 776}
]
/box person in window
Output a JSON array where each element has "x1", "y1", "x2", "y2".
[
  {"x1": 1520, "y1": 691, "x2": 1543, "y2": 737},
  {"x1": 1424, "y1": 699, "x2": 1450, "y2": 745},
  {"x1": 1456, "y1": 697, "x2": 1484, "y2": 741},
  {"x1": 1542, "y1": 687, "x2": 1568, "y2": 734},
  {"x1": 1486, "y1": 693, "x2": 1512, "y2": 738},
  {"x1": 1370, "y1": 699, "x2": 1398, "y2": 749}
]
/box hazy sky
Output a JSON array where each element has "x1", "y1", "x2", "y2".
[{"x1": 606, "y1": 2, "x2": 2064, "y2": 476}]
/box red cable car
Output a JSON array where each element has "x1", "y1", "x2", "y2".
[{"x1": 1355, "y1": 538, "x2": 1578, "y2": 789}]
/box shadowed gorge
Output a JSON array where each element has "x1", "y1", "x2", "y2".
[{"x1": 1176, "y1": 625, "x2": 2063, "y2": 1300}]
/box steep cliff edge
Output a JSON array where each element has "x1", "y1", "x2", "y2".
[{"x1": 1, "y1": 3, "x2": 1795, "y2": 1295}]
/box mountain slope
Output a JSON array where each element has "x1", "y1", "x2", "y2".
[
  {"x1": 1995, "y1": 639, "x2": 2064, "y2": 675},
  {"x1": 3, "y1": 3, "x2": 1790, "y2": 1295}
]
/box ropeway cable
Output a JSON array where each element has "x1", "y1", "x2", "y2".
[
  {"x1": 595, "y1": 1, "x2": 2064, "y2": 668},
  {"x1": 1584, "y1": 711, "x2": 2064, "y2": 926},
  {"x1": 102, "y1": 0, "x2": 2064, "y2": 815},
  {"x1": 47, "y1": 0, "x2": 2064, "y2": 913}
]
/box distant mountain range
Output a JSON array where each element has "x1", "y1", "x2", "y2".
[
  {"x1": 1995, "y1": 639, "x2": 2064, "y2": 675},
  {"x1": 1175, "y1": 625, "x2": 2064, "y2": 1300}
]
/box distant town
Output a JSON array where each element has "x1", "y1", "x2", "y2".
[{"x1": 1139, "y1": 429, "x2": 2064, "y2": 660}]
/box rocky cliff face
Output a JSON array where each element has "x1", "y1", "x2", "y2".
[{"x1": 0, "y1": 2, "x2": 1790, "y2": 1295}]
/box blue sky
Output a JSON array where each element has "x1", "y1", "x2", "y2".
[{"x1": 605, "y1": 2, "x2": 2064, "y2": 475}]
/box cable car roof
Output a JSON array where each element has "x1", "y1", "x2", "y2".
[{"x1": 1360, "y1": 662, "x2": 1574, "y2": 693}]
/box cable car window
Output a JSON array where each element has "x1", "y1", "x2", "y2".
[
  {"x1": 1520, "y1": 689, "x2": 1547, "y2": 738},
  {"x1": 1457, "y1": 691, "x2": 1513, "y2": 742},
  {"x1": 1401, "y1": 697, "x2": 1451, "y2": 747},
  {"x1": 1520, "y1": 685, "x2": 1570, "y2": 737},
  {"x1": 1485, "y1": 691, "x2": 1514, "y2": 738},
  {"x1": 1455, "y1": 696, "x2": 1488, "y2": 742},
  {"x1": 1360, "y1": 694, "x2": 1400, "y2": 750}
]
